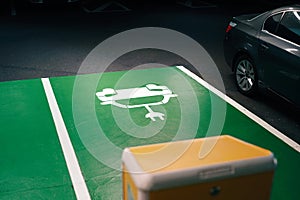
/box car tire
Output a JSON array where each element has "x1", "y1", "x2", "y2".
[{"x1": 234, "y1": 55, "x2": 257, "y2": 96}]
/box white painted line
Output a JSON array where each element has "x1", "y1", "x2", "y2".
[
  {"x1": 41, "y1": 78, "x2": 91, "y2": 200},
  {"x1": 177, "y1": 66, "x2": 300, "y2": 153}
]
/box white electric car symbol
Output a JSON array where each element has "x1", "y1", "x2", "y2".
[{"x1": 96, "y1": 84, "x2": 178, "y2": 121}]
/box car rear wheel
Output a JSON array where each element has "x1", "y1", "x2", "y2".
[{"x1": 234, "y1": 56, "x2": 257, "y2": 96}]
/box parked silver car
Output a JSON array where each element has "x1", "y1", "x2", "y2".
[{"x1": 224, "y1": 5, "x2": 300, "y2": 106}]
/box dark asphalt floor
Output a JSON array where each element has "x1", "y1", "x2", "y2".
[{"x1": 0, "y1": 0, "x2": 299, "y2": 143}]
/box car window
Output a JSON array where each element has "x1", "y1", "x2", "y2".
[
  {"x1": 248, "y1": 11, "x2": 268, "y2": 21},
  {"x1": 277, "y1": 11, "x2": 300, "y2": 45},
  {"x1": 264, "y1": 13, "x2": 282, "y2": 34}
]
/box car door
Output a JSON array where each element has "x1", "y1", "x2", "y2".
[{"x1": 259, "y1": 11, "x2": 300, "y2": 105}]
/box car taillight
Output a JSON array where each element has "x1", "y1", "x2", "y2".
[{"x1": 226, "y1": 21, "x2": 237, "y2": 33}]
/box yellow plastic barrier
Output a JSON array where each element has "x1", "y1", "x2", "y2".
[{"x1": 122, "y1": 135, "x2": 277, "y2": 200}]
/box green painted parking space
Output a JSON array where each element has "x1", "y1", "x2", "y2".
[
  {"x1": 0, "y1": 79, "x2": 76, "y2": 199},
  {"x1": 49, "y1": 66, "x2": 299, "y2": 200},
  {"x1": 1, "y1": 66, "x2": 299, "y2": 199}
]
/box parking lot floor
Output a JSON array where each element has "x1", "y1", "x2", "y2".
[{"x1": 1, "y1": 66, "x2": 299, "y2": 199}]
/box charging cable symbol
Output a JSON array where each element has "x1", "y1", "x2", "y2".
[{"x1": 96, "y1": 84, "x2": 177, "y2": 121}]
